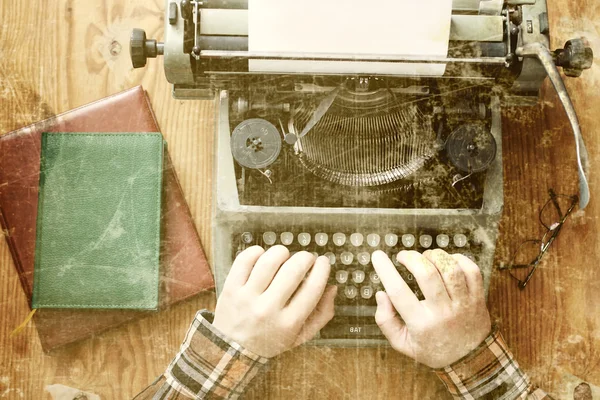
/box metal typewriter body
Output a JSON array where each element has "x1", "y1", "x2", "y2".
[
  {"x1": 132, "y1": 0, "x2": 593, "y2": 346},
  {"x1": 213, "y1": 88, "x2": 503, "y2": 346}
]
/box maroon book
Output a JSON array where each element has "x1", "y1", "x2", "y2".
[{"x1": 0, "y1": 86, "x2": 214, "y2": 351}]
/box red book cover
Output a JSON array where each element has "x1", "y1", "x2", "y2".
[{"x1": 0, "y1": 86, "x2": 214, "y2": 351}]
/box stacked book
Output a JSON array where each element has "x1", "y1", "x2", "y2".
[{"x1": 0, "y1": 86, "x2": 214, "y2": 351}]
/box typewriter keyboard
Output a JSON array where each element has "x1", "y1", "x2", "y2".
[{"x1": 234, "y1": 231, "x2": 480, "y2": 340}]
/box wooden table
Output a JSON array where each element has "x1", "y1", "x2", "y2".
[{"x1": 1, "y1": 1, "x2": 599, "y2": 398}]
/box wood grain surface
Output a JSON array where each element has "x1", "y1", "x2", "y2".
[{"x1": 1, "y1": 0, "x2": 599, "y2": 399}]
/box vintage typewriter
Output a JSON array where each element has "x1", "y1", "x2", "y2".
[{"x1": 131, "y1": 0, "x2": 592, "y2": 346}]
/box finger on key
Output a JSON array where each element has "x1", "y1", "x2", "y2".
[
  {"x1": 224, "y1": 246, "x2": 265, "y2": 291},
  {"x1": 451, "y1": 254, "x2": 484, "y2": 297},
  {"x1": 286, "y1": 256, "x2": 331, "y2": 321},
  {"x1": 292, "y1": 285, "x2": 337, "y2": 346},
  {"x1": 264, "y1": 251, "x2": 316, "y2": 308},
  {"x1": 423, "y1": 249, "x2": 469, "y2": 302},
  {"x1": 375, "y1": 291, "x2": 411, "y2": 356},
  {"x1": 371, "y1": 250, "x2": 421, "y2": 320},
  {"x1": 397, "y1": 250, "x2": 451, "y2": 306},
  {"x1": 245, "y1": 245, "x2": 290, "y2": 293}
]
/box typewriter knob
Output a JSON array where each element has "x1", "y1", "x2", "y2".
[
  {"x1": 554, "y1": 39, "x2": 594, "y2": 78},
  {"x1": 130, "y1": 28, "x2": 164, "y2": 69}
]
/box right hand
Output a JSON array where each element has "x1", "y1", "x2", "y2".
[
  {"x1": 371, "y1": 249, "x2": 492, "y2": 369},
  {"x1": 212, "y1": 245, "x2": 337, "y2": 358}
]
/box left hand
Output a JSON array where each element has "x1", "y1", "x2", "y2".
[{"x1": 213, "y1": 245, "x2": 337, "y2": 358}]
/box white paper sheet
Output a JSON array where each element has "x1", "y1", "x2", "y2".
[{"x1": 248, "y1": 0, "x2": 453, "y2": 76}]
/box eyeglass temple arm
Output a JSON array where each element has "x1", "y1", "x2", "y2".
[
  {"x1": 516, "y1": 41, "x2": 591, "y2": 210},
  {"x1": 521, "y1": 204, "x2": 575, "y2": 288}
]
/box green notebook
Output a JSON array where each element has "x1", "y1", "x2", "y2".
[{"x1": 32, "y1": 133, "x2": 164, "y2": 310}]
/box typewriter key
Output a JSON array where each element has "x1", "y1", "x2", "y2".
[
  {"x1": 369, "y1": 271, "x2": 381, "y2": 284},
  {"x1": 333, "y1": 233, "x2": 347, "y2": 246},
  {"x1": 280, "y1": 232, "x2": 294, "y2": 246},
  {"x1": 340, "y1": 252, "x2": 354, "y2": 265},
  {"x1": 357, "y1": 252, "x2": 370, "y2": 265},
  {"x1": 263, "y1": 232, "x2": 277, "y2": 246},
  {"x1": 315, "y1": 233, "x2": 329, "y2": 246},
  {"x1": 336, "y1": 270, "x2": 349, "y2": 284},
  {"x1": 344, "y1": 286, "x2": 358, "y2": 299},
  {"x1": 436, "y1": 234, "x2": 450, "y2": 248},
  {"x1": 324, "y1": 252, "x2": 336, "y2": 265},
  {"x1": 361, "y1": 286, "x2": 374, "y2": 299},
  {"x1": 402, "y1": 234, "x2": 416, "y2": 248},
  {"x1": 241, "y1": 232, "x2": 253, "y2": 244},
  {"x1": 350, "y1": 233, "x2": 364, "y2": 247},
  {"x1": 453, "y1": 234, "x2": 468, "y2": 248},
  {"x1": 352, "y1": 270, "x2": 366, "y2": 284},
  {"x1": 419, "y1": 234, "x2": 433, "y2": 248},
  {"x1": 367, "y1": 233, "x2": 381, "y2": 247},
  {"x1": 384, "y1": 233, "x2": 399, "y2": 247},
  {"x1": 298, "y1": 233, "x2": 311, "y2": 246}
]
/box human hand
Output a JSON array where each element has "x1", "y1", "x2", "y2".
[
  {"x1": 372, "y1": 249, "x2": 492, "y2": 369},
  {"x1": 212, "y1": 245, "x2": 337, "y2": 358}
]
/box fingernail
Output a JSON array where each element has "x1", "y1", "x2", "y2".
[{"x1": 371, "y1": 250, "x2": 383, "y2": 258}]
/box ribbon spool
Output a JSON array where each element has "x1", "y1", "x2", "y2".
[
  {"x1": 231, "y1": 118, "x2": 282, "y2": 169},
  {"x1": 446, "y1": 124, "x2": 497, "y2": 173}
]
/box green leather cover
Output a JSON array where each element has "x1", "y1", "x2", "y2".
[{"x1": 32, "y1": 133, "x2": 164, "y2": 310}]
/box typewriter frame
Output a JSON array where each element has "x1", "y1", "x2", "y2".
[{"x1": 212, "y1": 90, "x2": 504, "y2": 347}]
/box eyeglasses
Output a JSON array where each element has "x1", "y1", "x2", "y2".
[{"x1": 498, "y1": 189, "x2": 578, "y2": 289}]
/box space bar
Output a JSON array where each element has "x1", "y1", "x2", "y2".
[
  {"x1": 335, "y1": 306, "x2": 376, "y2": 317},
  {"x1": 320, "y1": 323, "x2": 384, "y2": 339}
]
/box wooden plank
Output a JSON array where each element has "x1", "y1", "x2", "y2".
[
  {"x1": 487, "y1": 0, "x2": 600, "y2": 395},
  {"x1": 0, "y1": 0, "x2": 599, "y2": 398}
]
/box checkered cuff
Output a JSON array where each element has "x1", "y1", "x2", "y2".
[
  {"x1": 434, "y1": 329, "x2": 533, "y2": 400},
  {"x1": 163, "y1": 310, "x2": 269, "y2": 399}
]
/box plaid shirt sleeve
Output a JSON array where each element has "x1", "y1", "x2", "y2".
[
  {"x1": 434, "y1": 328, "x2": 553, "y2": 400},
  {"x1": 134, "y1": 310, "x2": 269, "y2": 400},
  {"x1": 135, "y1": 315, "x2": 553, "y2": 400}
]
